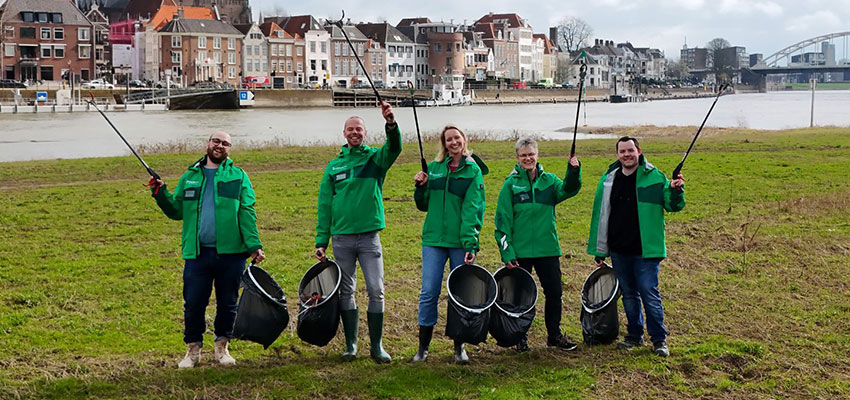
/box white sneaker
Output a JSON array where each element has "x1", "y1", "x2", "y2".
[
  {"x1": 177, "y1": 342, "x2": 201, "y2": 369},
  {"x1": 214, "y1": 339, "x2": 236, "y2": 366}
]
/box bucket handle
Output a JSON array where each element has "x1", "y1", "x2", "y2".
[{"x1": 245, "y1": 262, "x2": 283, "y2": 304}]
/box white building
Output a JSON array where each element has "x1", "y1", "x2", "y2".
[
  {"x1": 357, "y1": 22, "x2": 416, "y2": 89},
  {"x1": 235, "y1": 23, "x2": 268, "y2": 85}
]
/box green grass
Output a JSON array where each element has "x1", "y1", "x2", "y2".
[
  {"x1": 1, "y1": 126, "x2": 849, "y2": 399},
  {"x1": 785, "y1": 82, "x2": 850, "y2": 90}
]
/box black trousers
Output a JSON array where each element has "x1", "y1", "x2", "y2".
[{"x1": 517, "y1": 256, "x2": 562, "y2": 340}]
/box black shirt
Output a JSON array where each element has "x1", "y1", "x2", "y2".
[{"x1": 608, "y1": 168, "x2": 642, "y2": 255}]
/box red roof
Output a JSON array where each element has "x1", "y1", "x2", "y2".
[
  {"x1": 474, "y1": 13, "x2": 527, "y2": 28},
  {"x1": 259, "y1": 21, "x2": 293, "y2": 39}
]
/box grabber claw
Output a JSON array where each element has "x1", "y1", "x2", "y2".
[{"x1": 147, "y1": 177, "x2": 162, "y2": 195}]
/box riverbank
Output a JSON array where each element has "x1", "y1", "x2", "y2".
[{"x1": 1, "y1": 127, "x2": 848, "y2": 399}]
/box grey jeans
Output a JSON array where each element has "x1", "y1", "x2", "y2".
[{"x1": 331, "y1": 231, "x2": 385, "y2": 313}]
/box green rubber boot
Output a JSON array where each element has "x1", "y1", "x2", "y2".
[
  {"x1": 340, "y1": 308, "x2": 359, "y2": 361},
  {"x1": 367, "y1": 311, "x2": 392, "y2": 364}
]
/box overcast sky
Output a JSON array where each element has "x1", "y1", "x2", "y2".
[{"x1": 254, "y1": 0, "x2": 850, "y2": 61}]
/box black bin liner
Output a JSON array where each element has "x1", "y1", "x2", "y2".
[
  {"x1": 580, "y1": 265, "x2": 621, "y2": 345},
  {"x1": 488, "y1": 267, "x2": 538, "y2": 347},
  {"x1": 232, "y1": 264, "x2": 289, "y2": 349},
  {"x1": 296, "y1": 260, "x2": 342, "y2": 347},
  {"x1": 445, "y1": 264, "x2": 497, "y2": 345}
]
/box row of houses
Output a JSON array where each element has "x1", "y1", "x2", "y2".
[
  {"x1": 2, "y1": 0, "x2": 668, "y2": 89},
  {"x1": 564, "y1": 39, "x2": 668, "y2": 89}
]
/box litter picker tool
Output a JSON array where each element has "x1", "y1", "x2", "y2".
[
  {"x1": 407, "y1": 80, "x2": 428, "y2": 172},
  {"x1": 86, "y1": 92, "x2": 162, "y2": 193},
  {"x1": 570, "y1": 63, "x2": 588, "y2": 158},
  {"x1": 671, "y1": 82, "x2": 730, "y2": 179},
  {"x1": 330, "y1": 11, "x2": 393, "y2": 122}
]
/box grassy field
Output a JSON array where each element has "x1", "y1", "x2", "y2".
[{"x1": 1, "y1": 126, "x2": 849, "y2": 399}]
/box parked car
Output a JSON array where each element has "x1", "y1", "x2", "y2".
[
  {"x1": 0, "y1": 79, "x2": 27, "y2": 88},
  {"x1": 351, "y1": 82, "x2": 371, "y2": 89},
  {"x1": 373, "y1": 80, "x2": 386, "y2": 89},
  {"x1": 81, "y1": 79, "x2": 115, "y2": 90},
  {"x1": 155, "y1": 80, "x2": 182, "y2": 89},
  {"x1": 128, "y1": 79, "x2": 147, "y2": 88}
]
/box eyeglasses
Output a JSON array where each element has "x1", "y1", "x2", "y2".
[
  {"x1": 517, "y1": 152, "x2": 537, "y2": 159},
  {"x1": 210, "y1": 138, "x2": 231, "y2": 147}
]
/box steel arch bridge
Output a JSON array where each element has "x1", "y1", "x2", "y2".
[{"x1": 760, "y1": 31, "x2": 850, "y2": 67}]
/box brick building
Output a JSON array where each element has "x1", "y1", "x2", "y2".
[
  {"x1": 260, "y1": 21, "x2": 304, "y2": 88},
  {"x1": 158, "y1": 13, "x2": 243, "y2": 84},
  {"x1": 1, "y1": 0, "x2": 96, "y2": 82}
]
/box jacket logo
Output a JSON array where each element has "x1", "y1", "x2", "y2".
[
  {"x1": 332, "y1": 166, "x2": 347, "y2": 171},
  {"x1": 187, "y1": 180, "x2": 200, "y2": 185},
  {"x1": 519, "y1": 193, "x2": 530, "y2": 201},
  {"x1": 512, "y1": 185, "x2": 528, "y2": 190},
  {"x1": 429, "y1": 172, "x2": 445, "y2": 178},
  {"x1": 335, "y1": 173, "x2": 348, "y2": 180}
]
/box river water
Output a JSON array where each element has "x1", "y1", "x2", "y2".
[{"x1": 1, "y1": 90, "x2": 848, "y2": 162}]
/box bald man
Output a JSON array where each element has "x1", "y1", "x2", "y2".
[{"x1": 150, "y1": 131, "x2": 265, "y2": 369}]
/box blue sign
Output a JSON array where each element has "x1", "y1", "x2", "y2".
[
  {"x1": 36, "y1": 91, "x2": 48, "y2": 102},
  {"x1": 239, "y1": 91, "x2": 249, "y2": 100}
]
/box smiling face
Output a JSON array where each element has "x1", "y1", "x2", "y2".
[
  {"x1": 343, "y1": 117, "x2": 367, "y2": 147},
  {"x1": 616, "y1": 139, "x2": 641, "y2": 170},
  {"x1": 517, "y1": 145, "x2": 538, "y2": 171},
  {"x1": 442, "y1": 128, "x2": 466, "y2": 158},
  {"x1": 206, "y1": 131, "x2": 232, "y2": 164}
]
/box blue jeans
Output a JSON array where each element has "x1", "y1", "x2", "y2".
[
  {"x1": 418, "y1": 246, "x2": 466, "y2": 327},
  {"x1": 609, "y1": 252, "x2": 667, "y2": 344},
  {"x1": 183, "y1": 247, "x2": 246, "y2": 345}
]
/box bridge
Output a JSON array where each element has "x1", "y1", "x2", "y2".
[{"x1": 749, "y1": 31, "x2": 850, "y2": 75}]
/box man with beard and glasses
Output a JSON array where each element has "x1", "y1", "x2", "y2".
[
  {"x1": 315, "y1": 101, "x2": 400, "y2": 363},
  {"x1": 587, "y1": 136, "x2": 684, "y2": 357},
  {"x1": 149, "y1": 131, "x2": 265, "y2": 369}
]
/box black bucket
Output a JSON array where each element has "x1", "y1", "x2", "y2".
[
  {"x1": 445, "y1": 264, "x2": 497, "y2": 345},
  {"x1": 232, "y1": 264, "x2": 289, "y2": 349},
  {"x1": 296, "y1": 260, "x2": 342, "y2": 347},
  {"x1": 580, "y1": 264, "x2": 621, "y2": 345},
  {"x1": 488, "y1": 266, "x2": 538, "y2": 347}
]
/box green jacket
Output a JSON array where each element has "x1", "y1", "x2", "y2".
[
  {"x1": 414, "y1": 155, "x2": 486, "y2": 254},
  {"x1": 153, "y1": 157, "x2": 263, "y2": 260},
  {"x1": 494, "y1": 162, "x2": 581, "y2": 262},
  {"x1": 587, "y1": 155, "x2": 685, "y2": 259},
  {"x1": 315, "y1": 123, "x2": 402, "y2": 248}
]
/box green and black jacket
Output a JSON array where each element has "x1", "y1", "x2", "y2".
[
  {"x1": 587, "y1": 155, "x2": 685, "y2": 259},
  {"x1": 153, "y1": 157, "x2": 263, "y2": 260},
  {"x1": 315, "y1": 123, "x2": 402, "y2": 248},
  {"x1": 494, "y1": 162, "x2": 581, "y2": 262},
  {"x1": 414, "y1": 155, "x2": 487, "y2": 254}
]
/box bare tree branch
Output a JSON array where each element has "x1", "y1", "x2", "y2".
[{"x1": 555, "y1": 16, "x2": 593, "y2": 54}]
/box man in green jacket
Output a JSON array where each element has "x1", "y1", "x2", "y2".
[
  {"x1": 494, "y1": 137, "x2": 581, "y2": 352},
  {"x1": 150, "y1": 131, "x2": 265, "y2": 368},
  {"x1": 315, "y1": 101, "x2": 400, "y2": 363},
  {"x1": 587, "y1": 136, "x2": 684, "y2": 357}
]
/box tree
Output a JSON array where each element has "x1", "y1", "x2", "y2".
[
  {"x1": 665, "y1": 59, "x2": 690, "y2": 81},
  {"x1": 554, "y1": 16, "x2": 593, "y2": 54},
  {"x1": 706, "y1": 37, "x2": 735, "y2": 80}
]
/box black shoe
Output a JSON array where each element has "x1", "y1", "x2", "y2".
[
  {"x1": 653, "y1": 341, "x2": 670, "y2": 357},
  {"x1": 547, "y1": 334, "x2": 578, "y2": 351},
  {"x1": 411, "y1": 325, "x2": 433, "y2": 362},
  {"x1": 617, "y1": 338, "x2": 643, "y2": 350},
  {"x1": 453, "y1": 341, "x2": 469, "y2": 365},
  {"x1": 515, "y1": 335, "x2": 529, "y2": 353}
]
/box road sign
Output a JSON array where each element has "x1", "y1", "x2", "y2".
[
  {"x1": 36, "y1": 91, "x2": 48, "y2": 103},
  {"x1": 239, "y1": 90, "x2": 255, "y2": 106}
]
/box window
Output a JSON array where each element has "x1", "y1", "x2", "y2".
[
  {"x1": 213, "y1": 37, "x2": 221, "y2": 49},
  {"x1": 321, "y1": 60, "x2": 327, "y2": 71},
  {"x1": 341, "y1": 43, "x2": 348, "y2": 56},
  {"x1": 78, "y1": 44, "x2": 91, "y2": 59},
  {"x1": 213, "y1": 52, "x2": 221, "y2": 64},
  {"x1": 262, "y1": 61, "x2": 267, "y2": 72},
  {"x1": 309, "y1": 41, "x2": 316, "y2": 53},
  {"x1": 228, "y1": 52, "x2": 236, "y2": 65},
  {"x1": 261, "y1": 45, "x2": 266, "y2": 56},
  {"x1": 435, "y1": 43, "x2": 441, "y2": 52},
  {"x1": 270, "y1": 61, "x2": 276, "y2": 72},
  {"x1": 4, "y1": 44, "x2": 15, "y2": 57},
  {"x1": 4, "y1": 26, "x2": 13, "y2": 39},
  {"x1": 253, "y1": 61, "x2": 259, "y2": 71},
  {"x1": 171, "y1": 35, "x2": 181, "y2": 47},
  {"x1": 40, "y1": 66, "x2": 53, "y2": 81},
  {"x1": 21, "y1": 27, "x2": 36, "y2": 39},
  {"x1": 286, "y1": 60, "x2": 291, "y2": 72},
  {"x1": 199, "y1": 36, "x2": 207, "y2": 48},
  {"x1": 310, "y1": 59, "x2": 316, "y2": 71},
  {"x1": 228, "y1": 67, "x2": 235, "y2": 78},
  {"x1": 247, "y1": 45, "x2": 253, "y2": 56},
  {"x1": 171, "y1": 50, "x2": 181, "y2": 63},
  {"x1": 38, "y1": 13, "x2": 48, "y2": 23},
  {"x1": 22, "y1": 12, "x2": 34, "y2": 22},
  {"x1": 296, "y1": 47, "x2": 303, "y2": 56},
  {"x1": 41, "y1": 28, "x2": 51, "y2": 40},
  {"x1": 321, "y1": 41, "x2": 327, "y2": 53},
  {"x1": 228, "y1": 38, "x2": 235, "y2": 50},
  {"x1": 286, "y1": 45, "x2": 291, "y2": 56},
  {"x1": 78, "y1": 28, "x2": 90, "y2": 41},
  {"x1": 334, "y1": 42, "x2": 340, "y2": 56},
  {"x1": 51, "y1": 13, "x2": 62, "y2": 23},
  {"x1": 198, "y1": 51, "x2": 207, "y2": 62},
  {"x1": 54, "y1": 28, "x2": 64, "y2": 40},
  {"x1": 53, "y1": 45, "x2": 65, "y2": 58},
  {"x1": 334, "y1": 59, "x2": 340, "y2": 75},
  {"x1": 297, "y1": 62, "x2": 302, "y2": 72},
  {"x1": 41, "y1": 45, "x2": 52, "y2": 58},
  {"x1": 172, "y1": 66, "x2": 181, "y2": 77}
]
